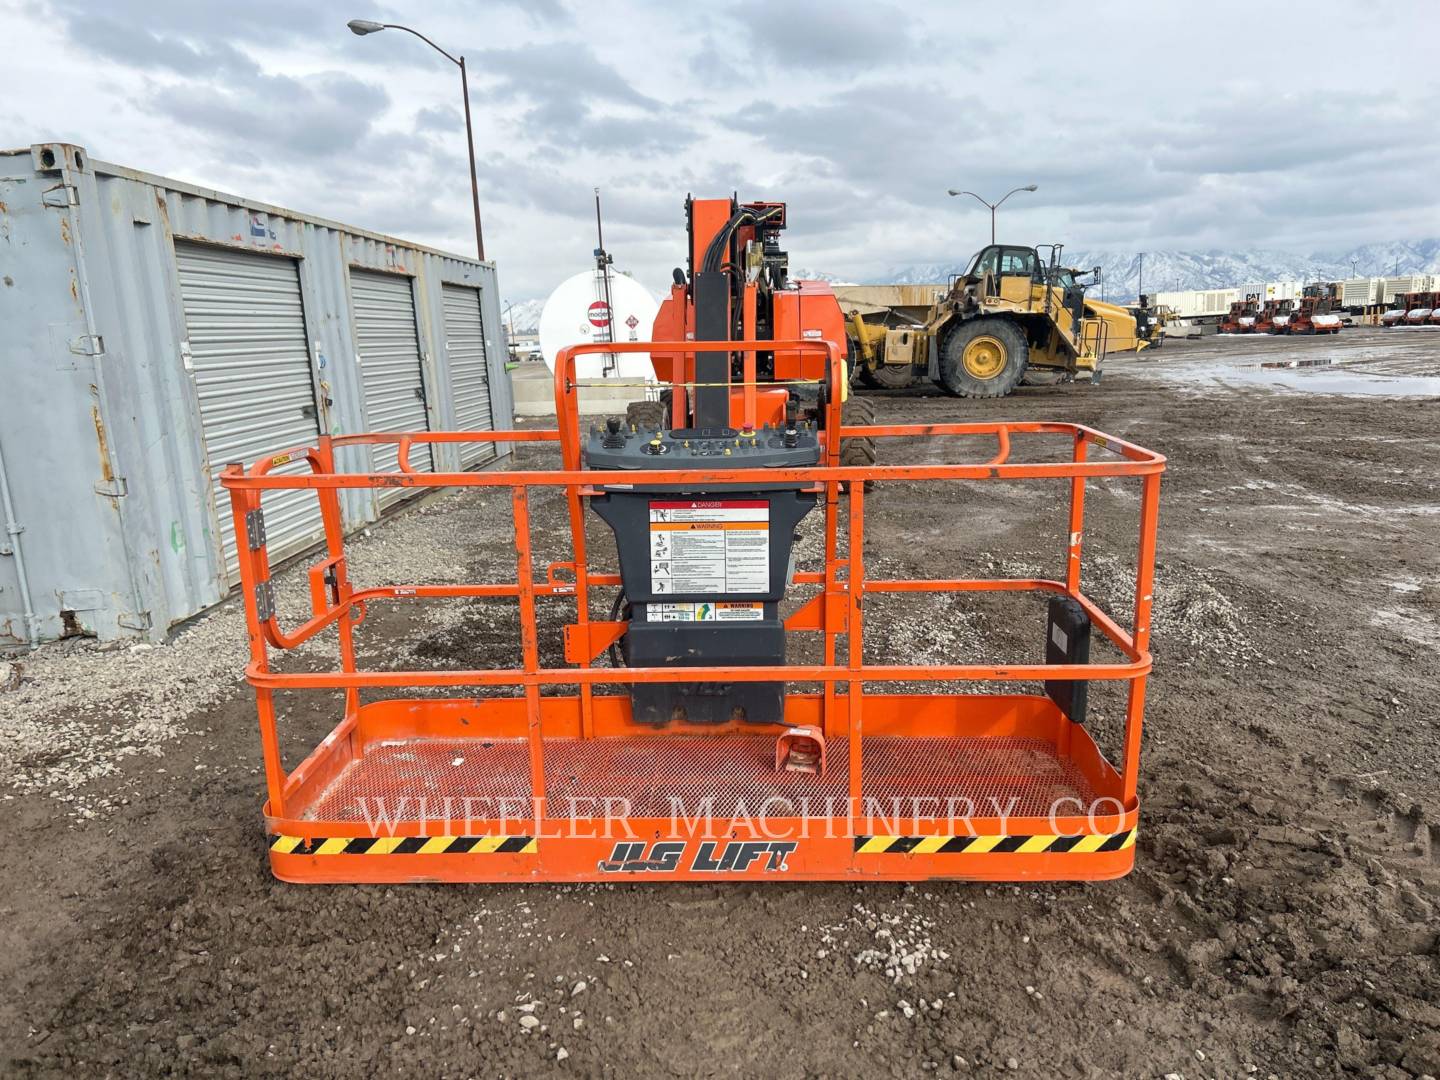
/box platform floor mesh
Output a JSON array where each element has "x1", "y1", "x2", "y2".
[{"x1": 302, "y1": 736, "x2": 1100, "y2": 822}]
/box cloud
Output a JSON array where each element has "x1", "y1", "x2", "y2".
[
  {"x1": 723, "y1": 0, "x2": 921, "y2": 69},
  {"x1": 10, "y1": 0, "x2": 1440, "y2": 301},
  {"x1": 151, "y1": 72, "x2": 390, "y2": 158},
  {"x1": 415, "y1": 104, "x2": 463, "y2": 133},
  {"x1": 63, "y1": 16, "x2": 260, "y2": 77},
  {"x1": 486, "y1": 0, "x2": 570, "y2": 21},
  {"x1": 50, "y1": 0, "x2": 353, "y2": 44},
  {"x1": 471, "y1": 41, "x2": 656, "y2": 109},
  {"x1": 461, "y1": 41, "x2": 700, "y2": 156}
]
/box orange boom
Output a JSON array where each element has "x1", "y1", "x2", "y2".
[{"x1": 222, "y1": 200, "x2": 1165, "y2": 886}]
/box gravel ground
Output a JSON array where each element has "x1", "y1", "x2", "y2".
[{"x1": 2, "y1": 328, "x2": 1438, "y2": 1078}]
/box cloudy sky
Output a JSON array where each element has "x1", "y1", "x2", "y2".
[{"x1": 5, "y1": 0, "x2": 1436, "y2": 300}]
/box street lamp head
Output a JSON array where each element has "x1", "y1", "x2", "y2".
[
  {"x1": 946, "y1": 189, "x2": 961, "y2": 196},
  {"x1": 347, "y1": 18, "x2": 385, "y2": 35},
  {"x1": 1022, "y1": 184, "x2": 1038, "y2": 192}
]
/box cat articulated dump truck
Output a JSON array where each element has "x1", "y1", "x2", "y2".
[{"x1": 841, "y1": 244, "x2": 1144, "y2": 397}]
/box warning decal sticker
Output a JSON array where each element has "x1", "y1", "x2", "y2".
[
  {"x1": 649, "y1": 500, "x2": 769, "y2": 595},
  {"x1": 646, "y1": 602, "x2": 765, "y2": 622}
]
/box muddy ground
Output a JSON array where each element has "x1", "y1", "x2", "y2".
[{"x1": 2, "y1": 328, "x2": 1438, "y2": 1079}]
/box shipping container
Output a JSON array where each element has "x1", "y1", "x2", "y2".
[
  {"x1": 0, "y1": 142, "x2": 513, "y2": 646},
  {"x1": 1153, "y1": 289, "x2": 1238, "y2": 318},
  {"x1": 1261, "y1": 280, "x2": 1304, "y2": 302},
  {"x1": 1382, "y1": 275, "x2": 1434, "y2": 303},
  {"x1": 1340, "y1": 278, "x2": 1383, "y2": 307}
]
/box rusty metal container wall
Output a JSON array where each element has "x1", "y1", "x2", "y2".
[{"x1": 0, "y1": 142, "x2": 511, "y2": 647}]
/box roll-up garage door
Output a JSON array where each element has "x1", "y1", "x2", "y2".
[
  {"x1": 351, "y1": 269, "x2": 432, "y2": 507},
  {"x1": 176, "y1": 242, "x2": 323, "y2": 584},
  {"x1": 441, "y1": 284, "x2": 497, "y2": 467}
]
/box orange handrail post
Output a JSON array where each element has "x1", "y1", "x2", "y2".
[
  {"x1": 512, "y1": 485, "x2": 547, "y2": 829},
  {"x1": 1122, "y1": 471, "x2": 1162, "y2": 804},
  {"x1": 846, "y1": 478, "x2": 866, "y2": 820},
  {"x1": 1066, "y1": 432, "x2": 1088, "y2": 594}
]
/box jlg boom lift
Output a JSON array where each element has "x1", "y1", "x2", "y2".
[{"x1": 223, "y1": 196, "x2": 1165, "y2": 884}]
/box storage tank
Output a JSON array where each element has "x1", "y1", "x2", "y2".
[{"x1": 539, "y1": 270, "x2": 658, "y2": 381}]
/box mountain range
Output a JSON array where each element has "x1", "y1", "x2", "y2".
[
  {"x1": 879, "y1": 239, "x2": 1440, "y2": 303},
  {"x1": 504, "y1": 239, "x2": 1440, "y2": 331}
]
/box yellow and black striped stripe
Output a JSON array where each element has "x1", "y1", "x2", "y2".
[
  {"x1": 270, "y1": 835, "x2": 537, "y2": 856},
  {"x1": 853, "y1": 829, "x2": 1135, "y2": 855}
]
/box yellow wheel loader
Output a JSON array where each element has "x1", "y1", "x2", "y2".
[{"x1": 841, "y1": 244, "x2": 1145, "y2": 398}]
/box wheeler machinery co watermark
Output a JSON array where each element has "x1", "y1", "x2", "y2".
[{"x1": 349, "y1": 795, "x2": 1130, "y2": 840}]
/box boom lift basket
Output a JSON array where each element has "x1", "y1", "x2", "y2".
[{"x1": 222, "y1": 340, "x2": 1164, "y2": 884}]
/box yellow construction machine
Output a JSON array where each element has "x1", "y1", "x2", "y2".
[{"x1": 841, "y1": 244, "x2": 1145, "y2": 397}]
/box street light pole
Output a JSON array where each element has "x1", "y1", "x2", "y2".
[
  {"x1": 945, "y1": 184, "x2": 1038, "y2": 244},
  {"x1": 458, "y1": 55, "x2": 485, "y2": 263},
  {"x1": 349, "y1": 19, "x2": 486, "y2": 262}
]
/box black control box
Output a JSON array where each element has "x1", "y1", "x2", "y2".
[
  {"x1": 1044, "y1": 596, "x2": 1092, "y2": 724},
  {"x1": 585, "y1": 415, "x2": 820, "y2": 726}
]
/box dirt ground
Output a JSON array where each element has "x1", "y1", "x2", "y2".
[{"x1": 2, "y1": 328, "x2": 1438, "y2": 1079}]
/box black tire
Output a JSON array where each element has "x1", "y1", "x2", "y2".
[
  {"x1": 855, "y1": 363, "x2": 884, "y2": 389},
  {"x1": 839, "y1": 394, "x2": 878, "y2": 468},
  {"x1": 936, "y1": 318, "x2": 1029, "y2": 398},
  {"x1": 625, "y1": 391, "x2": 672, "y2": 431},
  {"x1": 867, "y1": 362, "x2": 915, "y2": 389}
]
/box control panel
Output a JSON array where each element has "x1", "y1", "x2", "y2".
[{"x1": 584, "y1": 415, "x2": 822, "y2": 471}]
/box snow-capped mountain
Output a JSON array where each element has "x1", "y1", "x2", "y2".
[
  {"x1": 884, "y1": 239, "x2": 1440, "y2": 302},
  {"x1": 504, "y1": 268, "x2": 854, "y2": 334},
  {"x1": 500, "y1": 298, "x2": 545, "y2": 334},
  {"x1": 788, "y1": 268, "x2": 860, "y2": 286},
  {"x1": 505, "y1": 240, "x2": 1440, "y2": 327}
]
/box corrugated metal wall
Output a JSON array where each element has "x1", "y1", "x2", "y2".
[
  {"x1": 441, "y1": 284, "x2": 497, "y2": 468},
  {"x1": 0, "y1": 142, "x2": 514, "y2": 646},
  {"x1": 350, "y1": 268, "x2": 433, "y2": 507},
  {"x1": 175, "y1": 243, "x2": 325, "y2": 580}
]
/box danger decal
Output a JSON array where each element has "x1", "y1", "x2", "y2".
[{"x1": 649, "y1": 500, "x2": 769, "y2": 596}]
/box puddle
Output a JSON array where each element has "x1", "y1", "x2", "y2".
[
  {"x1": 1148, "y1": 358, "x2": 1440, "y2": 397},
  {"x1": 1371, "y1": 607, "x2": 1440, "y2": 652},
  {"x1": 1261, "y1": 357, "x2": 1340, "y2": 370}
]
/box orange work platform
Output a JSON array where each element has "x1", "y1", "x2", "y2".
[{"x1": 222, "y1": 340, "x2": 1164, "y2": 884}]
